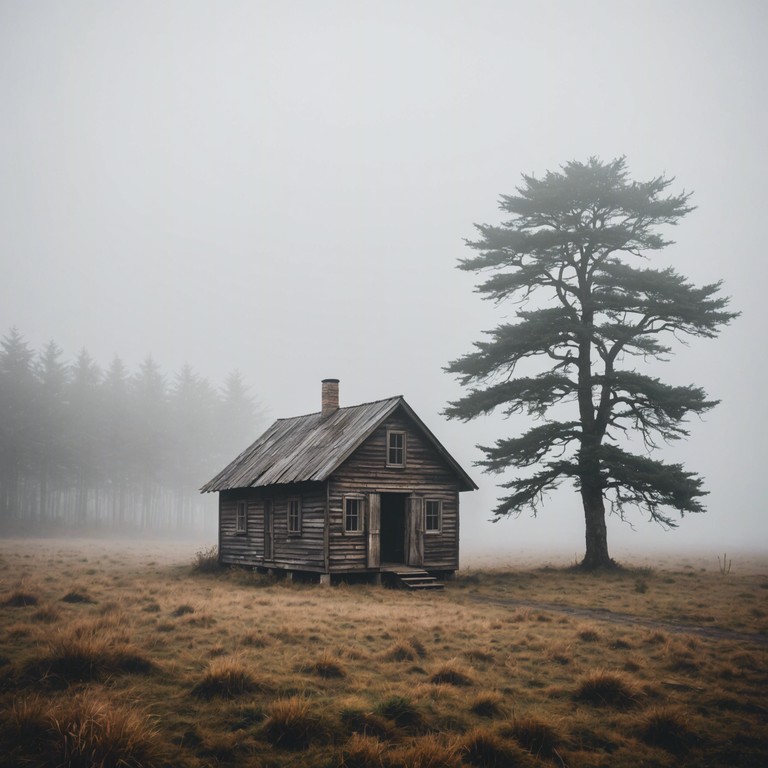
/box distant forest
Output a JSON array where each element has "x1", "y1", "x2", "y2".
[{"x1": 0, "y1": 328, "x2": 262, "y2": 534}]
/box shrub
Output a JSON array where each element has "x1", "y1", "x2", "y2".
[
  {"x1": 574, "y1": 670, "x2": 640, "y2": 709},
  {"x1": 191, "y1": 655, "x2": 264, "y2": 699},
  {"x1": 192, "y1": 545, "x2": 220, "y2": 573},
  {"x1": 170, "y1": 603, "x2": 195, "y2": 617},
  {"x1": 262, "y1": 697, "x2": 330, "y2": 750},
  {"x1": 460, "y1": 727, "x2": 535, "y2": 768}
]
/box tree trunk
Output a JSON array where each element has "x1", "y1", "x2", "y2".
[{"x1": 580, "y1": 484, "x2": 615, "y2": 569}]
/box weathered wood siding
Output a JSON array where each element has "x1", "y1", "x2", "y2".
[
  {"x1": 328, "y1": 408, "x2": 460, "y2": 572},
  {"x1": 219, "y1": 483, "x2": 326, "y2": 571}
]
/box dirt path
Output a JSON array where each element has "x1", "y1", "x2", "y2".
[{"x1": 461, "y1": 593, "x2": 768, "y2": 646}]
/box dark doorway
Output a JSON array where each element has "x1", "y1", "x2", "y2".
[{"x1": 380, "y1": 493, "x2": 406, "y2": 563}]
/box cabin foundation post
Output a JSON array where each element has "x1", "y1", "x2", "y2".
[
  {"x1": 285, "y1": 570, "x2": 293, "y2": 583},
  {"x1": 372, "y1": 572, "x2": 382, "y2": 586},
  {"x1": 319, "y1": 573, "x2": 331, "y2": 587}
]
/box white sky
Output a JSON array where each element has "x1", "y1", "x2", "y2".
[{"x1": 1, "y1": 0, "x2": 766, "y2": 560}]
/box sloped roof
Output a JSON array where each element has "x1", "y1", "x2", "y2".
[{"x1": 201, "y1": 396, "x2": 477, "y2": 493}]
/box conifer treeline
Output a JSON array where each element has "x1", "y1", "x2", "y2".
[{"x1": 0, "y1": 328, "x2": 262, "y2": 533}]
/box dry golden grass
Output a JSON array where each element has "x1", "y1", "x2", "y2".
[
  {"x1": 2, "y1": 690, "x2": 169, "y2": 768},
  {"x1": 0, "y1": 538, "x2": 766, "y2": 768}
]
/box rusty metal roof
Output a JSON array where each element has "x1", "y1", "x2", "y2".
[{"x1": 200, "y1": 396, "x2": 477, "y2": 492}]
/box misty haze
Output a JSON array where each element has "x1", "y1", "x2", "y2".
[{"x1": 1, "y1": 2, "x2": 766, "y2": 767}]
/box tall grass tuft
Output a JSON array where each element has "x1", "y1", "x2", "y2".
[
  {"x1": 262, "y1": 696, "x2": 330, "y2": 750},
  {"x1": 2, "y1": 589, "x2": 39, "y2": 607},
  {"x1": 574, "y1": 670, "x2": 640, "y2": 709},
  {"x1": 459, "y1": 726, "x2": 535, "y2": 768},
  {"x1": 62, "y1": 589, "x2": 95, "y2": 604},
  {"x1": 307, "y1": 650, "x2": 347, "y2": 679},
  {"x1": 382, "y1": 635, "x2": 426, "y2": 662},
  {"x1": 470, "y1": 692, "x2": 506, "y2": 718},
  {"x1": 374, "y1": 695, "x2": 423, "y2": 730},
  {"x1": 25, "y1": 624, "x2": 155, "y2": 685},
  {"x1": 503, "y1": 715, "x2": 560, "y2": 758},
  {"x1": 3, "y1": 692, "x2": 168, "y2": 768},
  {"x1": 338, "y1": 733, "x2": 387, "y2": 768},
  {"x1": 639, "y1": 706, "x2": 696, "y2": 754},
  {"x1": 388, "y1": 733, "x2": 461, "y2": 768},
  {"x1": 50, "y1": 692, "x2": 167, "y2": 768},
  {"x1": 429, "y1": 659, "x2": 474, "y2": 687},
  {"x1": 191, "y1": 655, "x2": 264, "y2": 699},
  {"x1": 340, "y1": 704, "x2": 394, "y2": 741},
  {"x1": 31, "y1": 603, "x2": 62, "y2": 623}
]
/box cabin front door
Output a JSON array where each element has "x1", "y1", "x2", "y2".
[{"x1": 380, "y1": 493, "x2": 407, "y2": 563}]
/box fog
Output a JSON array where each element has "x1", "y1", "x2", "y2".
[{"x1": 1, "y1": 1, "x2": 766, "y2": 559}]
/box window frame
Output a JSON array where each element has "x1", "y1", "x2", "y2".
[
  {"x1": 287, "y1": 497, "x2": 302, "y2": 536},
  {"x1": 386, "y1": 429, "x2": 406, "y2": 467},
  {"x1": 343, "y1": 495, "x2": 365, "y2": 534},
  {"x1": 235, "y1": 501, "x2": 247, "y2": 535},
  {"x1": 424, "y1": 499, "x2": 442, "y2": 534}
]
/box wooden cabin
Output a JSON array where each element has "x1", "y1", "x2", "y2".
[{"x1": 201, "y1": 379, "x2": 476, "y2": 584}]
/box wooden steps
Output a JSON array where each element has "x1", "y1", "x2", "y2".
[{"x1": 386, "y1": 568, "x2": 444, "y2": 591}]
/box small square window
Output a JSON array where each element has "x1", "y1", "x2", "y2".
[
  {"x1": 236, "y1": 502, "x2": 247, "y2": 534},
  {"x1": 344, "y1": 496, "x2": 363, "y2": 533},
  {"x1": 425, "y1": 500, "x2": 442, "y2": 533},
  {"x1": 387, "y1": 430, "x2": 406, "y2": 467},
  {"x1": 287, "y1": 498, "x2": 301, "y2": 535}
]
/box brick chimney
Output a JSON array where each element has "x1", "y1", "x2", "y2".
[{"x1": 321, "y1": 379, "x2": 340, "y2": 417}]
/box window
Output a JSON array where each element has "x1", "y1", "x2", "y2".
[
  {"x1": 344, "y1": 496, "x2": 363, "y2": 533},
  {"x1": 425, "y1": 500, "x2": 442, "y2": 533},
  {"x1": 236, "y1": 502, "x2": 247, "y2": 534},
  {"x1": 287, "y1": 498, "x2": 301, "y2": 535},
  {"x1": 387, "y1": 429, "x2": 406, "y2": 467}
]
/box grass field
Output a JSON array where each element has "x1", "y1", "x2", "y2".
[{"x1": 1, "y1": 539, "x2": 766, "y2": 768}]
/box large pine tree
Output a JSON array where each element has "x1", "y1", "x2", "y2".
[{"x1": 445, "y1": 158, "x2": 738, "y2": 568}]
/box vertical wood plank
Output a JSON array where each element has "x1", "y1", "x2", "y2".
[
  {"x1": 406, "y1": 496, "x2": 424, "y2": 567},
  {"x1": 367, "y1": 493, "x2": 380, "y2": 567}
]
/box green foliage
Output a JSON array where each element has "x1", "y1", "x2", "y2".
[{"x1": 446, "y1": 157, "x2": 738, "y2": 565}]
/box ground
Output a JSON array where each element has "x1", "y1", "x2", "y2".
[{"x1": 0, "y1": 538, "x2": 766, "y2": 768}]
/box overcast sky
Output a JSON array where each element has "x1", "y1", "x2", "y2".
[{"x1": 2, "y1": 1, "x2": 766, "y2": 560}]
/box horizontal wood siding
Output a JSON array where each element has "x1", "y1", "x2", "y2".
[
  {"x1": 329, "y1": 408, "x2": 460, "y2": 571},
  {"x1": 220, "y1": 483, "x2": 325, "y2": 571}
]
